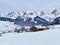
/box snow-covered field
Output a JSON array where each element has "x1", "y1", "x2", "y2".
[{"x1": 0, "y1": 28, "x2": 60, "y2": 45}]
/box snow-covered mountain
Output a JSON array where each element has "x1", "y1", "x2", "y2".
[
  {"x1": 51, "y1": 9, "x2": 60, "y2": 15},
  {"x1": 0, "y1": 9, "x2": 60, "y2": 35}
]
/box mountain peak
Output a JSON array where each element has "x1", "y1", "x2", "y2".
[{"x1": 51, "y1": 9, "x2": 60, "y2": 15}]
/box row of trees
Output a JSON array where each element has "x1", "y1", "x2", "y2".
[{"x1": 0, "y1": 26, "x2": 49, "y2": 36}]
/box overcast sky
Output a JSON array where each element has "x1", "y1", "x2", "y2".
[{"x1": 0, "y1": 0, "x2": 60, "y2": 14}]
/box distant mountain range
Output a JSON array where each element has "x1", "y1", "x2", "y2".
[{"x1": 0, "y1": 9, "x2": 60, "y2": 27}]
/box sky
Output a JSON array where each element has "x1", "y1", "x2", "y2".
[
  {"x1": 0, "y1": 0, "x2": 60, "y2": 45},
  {"x1": 0, "y1": 0, "x2": 60, "y2": 14}
]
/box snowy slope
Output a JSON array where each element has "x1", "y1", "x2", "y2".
[{"x1": 0, "y1": 28, "x2": 60, "y2": 45}]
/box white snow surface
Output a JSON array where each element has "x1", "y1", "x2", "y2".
[{"x1": 0, "y1": 28, "x2": 60, "y2": 45}]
